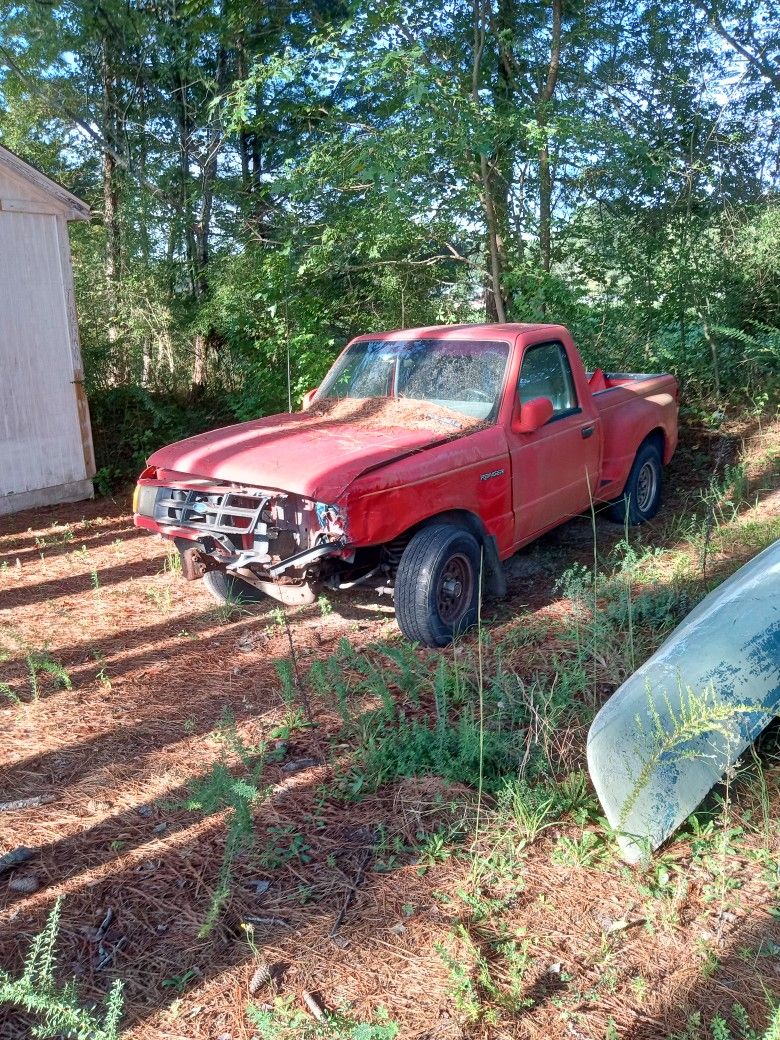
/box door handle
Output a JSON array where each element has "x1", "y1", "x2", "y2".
[{"x1": 581, "y1": 425, "x2": 595, "y2": 439}]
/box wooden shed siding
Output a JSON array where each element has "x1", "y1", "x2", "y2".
[
  {"x1": 56, "y1": 216, "x2": 96, "y2": 477},
  {"x1": 0, "y1": 166, "x2": 51, "y2": 204},
  {"x1": 0, "y1": 210, "x2": 88, "y2": 498}
]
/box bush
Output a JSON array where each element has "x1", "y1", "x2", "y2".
[{"x1": 88, "y1": 385, "x2": 234, "y2": 490}]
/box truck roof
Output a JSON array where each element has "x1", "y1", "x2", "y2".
[{"x1": 352, "y1": 323, "x2": 566, "y2": 342}]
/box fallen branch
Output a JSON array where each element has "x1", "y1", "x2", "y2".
[
  {"x1": 329, "y1": 847, "x2": 371, "y2": 940},
  {"x1": 0, "y1": 795, "x2": 55, "y2": 812},
  {"x1": 302, "y1": 989, "x2": 325, "y2": 1021}
]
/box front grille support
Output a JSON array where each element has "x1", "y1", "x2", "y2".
[{"x1": 154, "y1": 488, "x2": 270, "y2": 537}]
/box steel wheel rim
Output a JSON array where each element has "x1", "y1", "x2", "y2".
[
  {"x1": 636, "y1": 461, "x2": 657, "y2": 512},
  {"x1": 437, "y1": 553, "x2": 474, "y2": 625}
]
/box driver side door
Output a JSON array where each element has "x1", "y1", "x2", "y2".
[{"x1": 508, "y1": 340, "x2": 601, "y2": 545}]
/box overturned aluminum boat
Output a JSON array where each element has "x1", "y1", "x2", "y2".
[{"x1": 587, "y1": 538, "x2": 780, "y2": 864}]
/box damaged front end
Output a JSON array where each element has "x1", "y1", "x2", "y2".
[{"x1": 133, "y1": 468, "x2": 350, "y2": 605}]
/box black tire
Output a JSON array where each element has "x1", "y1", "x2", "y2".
[
  {"x1": 201, "y1": 569, "x2": 266, "y2": 604},
  {"x1": 394, "y1": 524, "x2": 482, "y2": 647},
  {"x1": 607, "y1": 440, "x2": 663, "y2": 525}
]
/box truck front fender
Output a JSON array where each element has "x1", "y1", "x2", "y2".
[{"x1": 418, "y1": 510, "x2": 507, "y2": 599}]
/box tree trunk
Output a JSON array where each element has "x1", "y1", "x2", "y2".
[
  {"x1": 101, "y1": 38, "x2": 121, "y2": 376},
  {"x1": 489, "y1": 0, "x2": 514, "y2": 309},
  {"x1": 538, "y1": 0, "x2": 562, "y2": 274},
  {"x1": 237, "y1": 38, "x2": 252, "y2": 191},
  {"x1": 191, "y1": 42, "x2": 227, "y2": 391},
  {"x1": 473, "y1": 0, "x2": 507, "y2": 323}
]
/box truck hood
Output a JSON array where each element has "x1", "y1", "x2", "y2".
[{"x1": 147, "y1": 409, "x2": 465, "y2": 501}]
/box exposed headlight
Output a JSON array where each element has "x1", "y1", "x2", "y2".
[
  {"x1": 315, "y1": 502, "x2": 347, "y2": 539},
  {"x1": 134, "y1": 484, "x2": 159, "y2": 517}
]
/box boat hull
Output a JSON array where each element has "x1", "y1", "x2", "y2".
[{"x1": 587, "y1": 539, "x2": 780, "y2": 863}]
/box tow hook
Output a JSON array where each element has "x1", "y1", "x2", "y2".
[{"x1": 179, "y1": 544, "x2": 207, "y2": 581}]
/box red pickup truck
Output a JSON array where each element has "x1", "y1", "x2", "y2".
[{"x1": 133, "y1": 324, "x2": 678, "y2": 646}]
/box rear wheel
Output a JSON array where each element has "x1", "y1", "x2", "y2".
[
  {"x1": 607, "y1": 440, "x2": 663, "y2": 525},
  {"x1": 394, "y1": 524, "x2": 481, "y2": 646},
  {"x1": 201, "y1": 569, "x2": 266, "y2": 604}
]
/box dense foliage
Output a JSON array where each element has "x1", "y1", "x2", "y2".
[{"x1": 1, "y1": 0, "x2": 779, "y2": 477}]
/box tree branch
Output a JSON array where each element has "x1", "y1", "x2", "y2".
[
  {"x1": 0, "y1": 42, "x2": 182, "y2": 211},
  {"x1": 696, "y1": 2, "x2": 780, "y2": 91}
]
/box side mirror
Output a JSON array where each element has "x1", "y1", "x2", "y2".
[
  {"x1": 301, "y1": 388, "x2": 318, "y2": 412},
  {"x1": 513, "y1": 396, "x2": 554, "y2": 434}
]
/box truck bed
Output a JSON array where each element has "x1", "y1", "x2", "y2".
[
  {"x1": 586, "y1": 369, "x2": 677, "y2": 395},
  {"x1": 585, "y1": 368, "x2": 679, "y2": 500}
]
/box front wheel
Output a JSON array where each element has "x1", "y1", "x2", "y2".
[
  {"x1": 607, "y1": 440, "x2": 663, "y2": 525},
  {"x1": 394, "y1": 524, "x2": 482, "y2": 646},
  {"x1": 201, "y1": 569, "x2": 266, "y2": 604}
]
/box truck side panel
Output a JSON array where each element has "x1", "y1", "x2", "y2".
[{"x1": 344, "y1": 425, "x2": 515, "y2": 555}]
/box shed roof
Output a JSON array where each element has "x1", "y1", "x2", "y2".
[{"x1": 0, "y1": 143, "x2": 90, "y2": 221}]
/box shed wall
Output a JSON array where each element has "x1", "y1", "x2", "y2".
[
  {"x1": 0, "y1": 166, "x2": 51, "y2": 204},
  {"x1": 0, "y1": 207, "x2": 93, "y2": 513}
]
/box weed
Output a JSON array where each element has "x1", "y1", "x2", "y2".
[
  {"x1": 496, "y1": 772, "x2": 595, "y2": 846},
  {"x1": 437, "y1": 943, "x2": 485, "y2": 1023},
  {"x1": 163, "y1": 546, "x2": 182, "y2": 576},
  {"x1": 415, "y1": 824, "x2": 463, "y2": 872},
  {"x1": 634, "y1": 857, "x2": 689, "y2": 929},
  {"x1": 212, "y1": 591, "x2": 251, "y2": 622},
  {"x1": 268, "y1": 705, "x2": 309, "y2": 741},
  {"x1": 0, "y1": 682, "x2": 21, "y2": 706},
  {"x1": 551, "y1": 829, "x2": 608, "y2": 868},
  {"x1": 146, "y1": 584, "x2": 173, "y2": 611},
  {"x1": 247, "y1": 996, "x2": 398, "y2": 1038},
  {"x1": 258, "y1": 824, "x2": 313, "y2": 869},
  {"x1": 0, "y1": 898, "x2": 124, "y2": 1039},
  {"x1": 617, "y1": 684, "x2": 763, "y2": 832},
  {"x1": 182, "y1": 714, "x2": 270, "y2": 935},
  {"x1": 370, "y1": 827, "x2": 413, "y2": 872},
  {"x1": 308, "y1": 656, "x2": 352, "y2": 725},
  {"x1": 94, "y1": 465, "x2": 122, "y2": 497},
  {"x1": 26, "y1": 651, "x2": 72, "y2": 701},
  {"x1": 437, "y1": 923, "x2": 534, "y2": 1024},
  {"x1": 630, "y1": 974, "x2": 648, "y2": 1004},
  {"x1": 34, "y1": 524, "x2": 74, "y2": 549},
  {"x1": 161, "y1": 967, "x2": 199, "y2": 993},
  {"x1": 498, "y1": 779, "x2": 559, "y2": 843},
  {"x1": 317, "y1": 593, "x2": 333, "y2": 617}
]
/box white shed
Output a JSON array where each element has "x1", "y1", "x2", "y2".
[{"x1": 0, "y1": 144, "x2": 95, "y2": 515}]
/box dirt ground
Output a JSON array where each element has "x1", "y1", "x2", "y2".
[{"x1": 1, "y1": 415, "x2": 779, "y2": 1039}]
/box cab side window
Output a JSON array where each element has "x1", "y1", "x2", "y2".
[{"x1": 518, "y1": 342, "x2": 578, "y2": 417}]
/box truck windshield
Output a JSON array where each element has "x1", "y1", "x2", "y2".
[{"x1": 316, "y1": 339, "x2": 510, "y2": 421}]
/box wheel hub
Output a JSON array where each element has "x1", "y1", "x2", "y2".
[
  {"x1": 442, "y1": 577, "x2": 463, "y2": 598},
  {"x1": 636, "y1": 461, "x2": 657, "y2": 512},
  {"x1": 436, "y1": 553, "x2": 474, "y2": 625}
]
